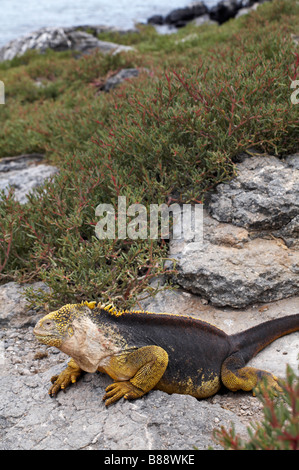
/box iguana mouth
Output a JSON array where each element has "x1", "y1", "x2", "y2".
[
  {"x1": 34, "y1": 332, "x2": 52, "y2": 341},
  {"x1": 33, "y1": 328, "x2": 62, "y2": 347}
]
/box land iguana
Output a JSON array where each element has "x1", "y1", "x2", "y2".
[{"x1": 33, "y1": 302, "x2": 299, "y2": 406}]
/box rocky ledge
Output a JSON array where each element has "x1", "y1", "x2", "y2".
[
  {"x1": 170, "y1": 152, "x2": 299, "y2": 308},
  {"x1": 0, "y1": 26, "x2": 134, "y2": 63}
]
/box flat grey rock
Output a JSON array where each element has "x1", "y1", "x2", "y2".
[
  {"x1": 104, "y1": 68, "x2": 140, "y2": 92},
  {"x1": 0, "y1": 154, "x2": 58, "y2": 204},
  {"x1": 0, "y1": 281, "x2": 49, "y2": 327}
]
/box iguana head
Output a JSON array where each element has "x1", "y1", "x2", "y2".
[
  {"x1": 33, "y1": 301, "x2": 97, "y2": 348},
  {"x1": 34, "y1": 303, "x2": 80, "y2": 347}
]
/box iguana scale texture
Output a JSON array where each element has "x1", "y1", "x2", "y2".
[{"x1": 33, "y1": 302, "x2": 299, "y2": 406}]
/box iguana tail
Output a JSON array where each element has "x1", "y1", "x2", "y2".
[{"x1": 230, "y1": 314, "x2": 299, "y2": 363}]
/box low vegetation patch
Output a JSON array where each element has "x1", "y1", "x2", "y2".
[{"x1": 0, "y1": 0, "x2": 298, "y2": 308}]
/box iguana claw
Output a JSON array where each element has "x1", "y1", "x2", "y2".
[
  {"x1": 103, "y1": 381, "x2": 144, "y2": 406},
  {"x1": 48, "y1": 361, "x2": 82, "y2": 397}
]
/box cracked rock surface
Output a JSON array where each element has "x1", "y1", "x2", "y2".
[
  {"x1": 208, "y1": 154, "x2": 299, "y2": 231},
  {"x1": 0, "y1": 369, "x2": 248, "y2": 450}
]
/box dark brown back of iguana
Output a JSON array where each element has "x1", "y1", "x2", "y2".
[
  {"x1": 96, "y1": 309, "x2": 299, "y2": 402},
  {"x1": 101, "y1": 310, "x2": 231, "y2": 398}
]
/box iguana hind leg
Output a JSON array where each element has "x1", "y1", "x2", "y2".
[
  {"x1": 102, "y1": 345, "x2": 169, "y2": 406},
  {"x1": 221, "y1": 352, "x2": 281, "y2": 395},
  {"x1": 49, "y1": 358, "x2": 82, "y2": 397}
]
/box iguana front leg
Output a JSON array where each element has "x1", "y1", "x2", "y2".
[
  {"x1": 49, "y1": 358, "x2": 83, "y2": 397},
  {"x1": 101, "y1": 345, "x2": 169, "y2": 406}
]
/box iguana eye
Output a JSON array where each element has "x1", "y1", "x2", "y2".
[{"x1": 43, "y1": 320, "x2": 53, "y2": 329}]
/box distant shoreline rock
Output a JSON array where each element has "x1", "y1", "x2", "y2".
[{"x1": 148, "y1": 0, "x2": 271, "y2": 29}]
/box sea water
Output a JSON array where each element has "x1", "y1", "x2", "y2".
[{"x1": 0, "y1": 0, "x2": 219, "y2": 47}]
